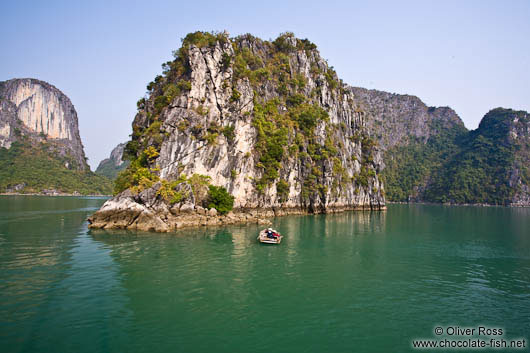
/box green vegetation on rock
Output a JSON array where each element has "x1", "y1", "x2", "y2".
[
  {"x1": 0, "y1": 138, "x2": 112, "y2": 195},
  {"x1": 114, "y1": 146, "x2": 161, "y2": 195},
  {"x1": 382, "y1": 124, "x2": 464, "y2": 202},
  {"x1": 426, "y1": 109, "x2": 526, "y2": 205},
  {"x1": 383, "y1": 108, "x2": 529, "y2": 205},
  {"x1": 95, "y1": 159, "x2": 129, "y2": 180},
  {"x1": 207, "y1": 185, "x2": 234, "y2": 214}
]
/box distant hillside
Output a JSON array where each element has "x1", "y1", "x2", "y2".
[
  {"x1": 0, "y1": 138, "x2": 112, "y2": 195},
  {"x1": 0, "y1": 78, "x2": 112, "y2": 195},
  {"x1": 96, "y1": 143, "x2": 130, "y2": 179},
  {"x1": 353, "y1": 88, "x2": 530, "y2": 205},
  {"x1": 424, "y1": 108, "x2": 529, "y2": 205}
]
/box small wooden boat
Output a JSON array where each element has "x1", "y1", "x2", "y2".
[{"x1": 258, "y1": 228, "x2": 283, "y2": 244}]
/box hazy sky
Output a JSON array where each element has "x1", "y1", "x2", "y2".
[{"x1": 1, "y1": 0, "x2": 529, "y2": 170}]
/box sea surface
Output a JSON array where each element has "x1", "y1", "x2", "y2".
[{"x1": 0, "y1": 196, "x2": 529, "y2": 353}]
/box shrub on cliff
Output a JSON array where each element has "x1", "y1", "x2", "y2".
[
  {"x1": 182, "y1": 31, "x2": 229, "y2": 49},
  {"x1": 207, "y1": 185, "x2": 234, "y2": 214}
]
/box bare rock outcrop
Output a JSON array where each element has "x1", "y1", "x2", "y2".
[
  {"x1": 95, "y1": 142, "x2": 129, "y2": 179},
  {"x1": 88, "y1": 184, "x2": 272, "y2": 232},
  {"x1": 0, "y1": 78, "x2": 88, "y2": 170}
]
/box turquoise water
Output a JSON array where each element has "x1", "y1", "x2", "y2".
[{"x1": 0, "y1": 196, "x2": 529, "y2": 352}]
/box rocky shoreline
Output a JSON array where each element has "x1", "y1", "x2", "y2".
[{"x1": 87, "y1": 187, "x2": 386, "y2": 233}]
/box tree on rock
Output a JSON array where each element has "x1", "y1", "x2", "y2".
[{"x1": 207, "y1": 185, "x2": 234, "y2": 214}]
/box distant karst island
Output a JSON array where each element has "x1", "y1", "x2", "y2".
[{"x1": 0, "y1": 78, "x2": 112, "y2": 195}]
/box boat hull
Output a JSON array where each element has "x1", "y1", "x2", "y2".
[{"x1": 258, "y1": 230, "x2": 282, "y2": 244}]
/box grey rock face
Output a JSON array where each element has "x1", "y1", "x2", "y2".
[
  {"x1": 0, "y1": 78, "x2": 88, "y2": 170},
  {"x1": 98, "y1": 143, "x2": 126, "y2": 169},
  {"x1": 504, "y1": 110, "x2": 530, "y2": 206},
  {"x1": 108, "y1": 143, "x2": 127, "y2": 167},
  {"x1": 150, "y1": 40, "x2": 384, "y2": 212},
  {"x1": 5, "y1": 183, "x2": 26, "y2": 193},
  {"x1": 88, "y1": 183, "x2": 272, "y2": 232},
  {"x1": 349, "y1": 86, "x2": 466, "y2": 150},
  {"x1": 0, "y1": 98, "x2": 19, "y2": 149},
  {"x1": 95, "y1": 142, "x2": 129, "y2": 179}
]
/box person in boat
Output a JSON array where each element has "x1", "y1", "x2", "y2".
[{"x1": 267, "y1": 228, "x2": 280, "y2": 239}]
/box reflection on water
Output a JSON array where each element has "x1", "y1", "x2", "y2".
[{"x1": 1, "y1": 197, "x2": 529, "y2": 353}]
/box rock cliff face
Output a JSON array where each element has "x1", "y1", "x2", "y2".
[
  {"x1": 95, "y1": 142, "x2": 129, "y2": 179},
  {"x1": 506, "y1": 109, "x2": 530, "y2": 206},
  {"x1": 89, "y1": 32, "x2": 386, "y2": 231},
  {"x1": 0, "y1": 78, "x2": 87, "y2": 169},
  {"x1": 0, "y1": 95, "x2": 18, "y2": 149},
  {"x1": 350, "y1": 87, "x2": 467, "y2": 151},
  {"x1": 0, "y1": 78, "x2": 112, "y2": 195},
  {"x1": 152, "y1": 38, "x2": 385, "y2": 210}
]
